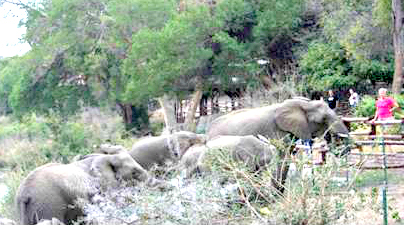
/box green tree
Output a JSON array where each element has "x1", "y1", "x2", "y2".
[
  {"x1": 368, "y1": 0, "x2": 403, "y2": 93},
  {"x1": 1, "y1": 0, "x2": 177, "y2": 131},
  {"x1": 300, "y1": 42, "x2": 358, "y2": 91}
]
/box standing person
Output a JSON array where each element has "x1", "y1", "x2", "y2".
[
  {"x1": 326, "y1": 90, "x2": 338, "y2": 110},
  {"x1": 348, "y1": 88, "x2": 359, "y2": 108},
  {"x1": 371, "y1": 88, "x2": 399, "y2": 122}
]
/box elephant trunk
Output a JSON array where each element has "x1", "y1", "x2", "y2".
[{"x1": 330, "y1": 120, "x2": 349, "y2": 136}]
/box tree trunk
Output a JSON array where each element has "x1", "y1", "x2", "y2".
[
  {"x1": 184, "y1": 77, "x2": 203, "y2": 132},
  {"x1": 392, "y1": 0, "x2": 404, "y2": 94},
  {"x1": 158, "y1": 94, "x2": 178, "y2": 133},
  {"x1": 117, "y1": 103, "x2": 133, "y2": 125}
]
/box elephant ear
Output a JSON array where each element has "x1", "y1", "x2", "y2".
[
  {"x1": 274, "y1": 100, "x2": 312, "y2": 140},
  {"x1": 91, "y1": 155, "x2": 119, "y2": 186},
  {"x1": 305, "y1": 100, "x2": 328, "y2": 124}
]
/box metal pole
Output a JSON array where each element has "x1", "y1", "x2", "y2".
[{"x1": 381, "y1": 125, "x2": 388, "y2": 225}]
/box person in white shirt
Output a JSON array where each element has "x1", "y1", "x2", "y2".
[{"x1": 348, "y1": 88, "x2": 359, "y2": 108}]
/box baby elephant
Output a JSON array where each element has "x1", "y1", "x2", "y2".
[
  {"x1": 180, "y1": 135, "x2": 276, "y2": 177},
  {"x1": 129, "y1": 131, "x2": 206, "y2": 170},
  {"x1": 16, "y1": 152, "x2": 150, "y2": 225}
]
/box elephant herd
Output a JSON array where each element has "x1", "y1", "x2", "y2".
[{"x1": 6, "y1": 98, "x2": 349, "y2": 225}]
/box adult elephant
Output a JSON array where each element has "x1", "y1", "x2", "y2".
[
  {"x1": 207, "y1": 98, "x2": 349, "y2": 192},
  {"x1": 16, "y1": 152, "x2": 150, "y2": 225},
  {"x1": 129, "y1": 131, "x2": 206, "y2": 170},
  {"x1": 180, "y1": 135, "x2": 276, "y2": 178},
  {"x1": 208, "y1": 98, "x2": 348, "y2": 140}
]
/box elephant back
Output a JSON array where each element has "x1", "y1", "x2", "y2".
[
  {"x1": 207, "y1": 105, "x2": 281, "y2": 140},
  {"x1": 129, "y1": 135, "x2": 172, "y2": 170},
  {"x1": 207, "y1": 135, "x2": 275, "y2": 169}
]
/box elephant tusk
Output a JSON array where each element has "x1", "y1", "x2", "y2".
[{"x1": 337, "y1": 133, "x2": 349, "y2": 138}]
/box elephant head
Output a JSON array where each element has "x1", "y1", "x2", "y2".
[
  {"x1": 168, "y1": 131, "x2": 207, "y2": 157},
  {"x1": 16, "y1": 152, "x2": 151, "y2": 225},
  {"x1": 89, "y1": 152, "x2": 149, "y2": 187},
  {"x1": 129, "y1": 131, "x2": 206, "y2": 170},
  {"x1": 274, "y1": 99, "x2": 349, "y2": 140}
]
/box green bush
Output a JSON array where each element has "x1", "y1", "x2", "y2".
[
  {"x1": 300, "y1": 42, "x2": 358, "y2": 91},
  {"x1": 0, "y1": 113, "x2": 51, "y2": 141},
  {"x1": 354, "y1": 95, "x2": 376, "y2": 117},
  {"x1": 351, "y1": 59, "x2": 393, "y2": 82}
]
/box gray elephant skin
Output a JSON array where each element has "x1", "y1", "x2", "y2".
[
  {"x1": 207, "y1": 99, "x2": 348, "y2": 140},
  {"x1": 129, "y1": 131, "x2": 206, "y2": 170},
  {"x1": 15, "y1": 152, "x2": 150, "y2": 225},
  {"x1": 180, "y1": 135, "x2": 276, "y2": 177},
  {"x1": 206, "y1": 99, "x2": 349, "y2": 192}
]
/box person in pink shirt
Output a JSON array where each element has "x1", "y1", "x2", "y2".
[{"x1": 371, "y1": 88, "x2": 399, "y2": 122}]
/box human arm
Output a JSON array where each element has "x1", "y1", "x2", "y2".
[
  {"x1": 390, "y1": 100, "x2": 399, "y2": 113},
  {"x1": 370, "y1": 101, "x2": 379, "y2": 122}
]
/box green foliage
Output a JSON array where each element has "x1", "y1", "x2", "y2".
[
  {"x1": 0, "y1": 108, "x2": 125, "y2": 165},
  {"x1": 122, "y1": 6, "x2": 214, "y2": 103},
  {"x1": 253, "y1": 0, "x2": 304, "y2": 41},
  {"x1": 351, "y1": 59, "x2": 393, "y2": 82},
  {"x1": 354, "y1": 95, "x2": 375, "y2": 117},
  {"x1": 372, "y1": 0, "x2": 391, "y2": 28},
  {"x1": 393, "y1": 94, "x2": 404, "y2": 108},
  {"x1": 0, "y1": 0, "x2": 398, "y2": 132},
  {"x1": 215, "y1": 0, "x2": 256, "y2": 41},
  {"x1": 0, "y1": 113, "x2": 51, "y2": 142},
  {"x1": 354, "y1": 170, "x2": 404, "y2": 188},
  {"x1": 211, "y1": 31, "x2": 255, "y2": 89},
  {"x1": 300, "y1": 42, "x2": 358, "y2": 90},
  {"x1": 318, "y1": 0, "x2": 394, "y2": 89}
]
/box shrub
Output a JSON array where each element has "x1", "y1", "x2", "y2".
[
  {"x1": 354, "y1": 95, "x2": 375, "y2": 117},
  {"x1": 300, "y1": 42, "x2": 358, "y2": 91}
]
